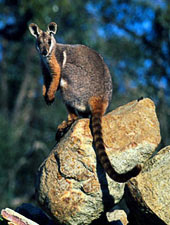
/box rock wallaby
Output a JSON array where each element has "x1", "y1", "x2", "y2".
[{"x1": 29, "y1": 22, "x2": 141, "y2": 182}]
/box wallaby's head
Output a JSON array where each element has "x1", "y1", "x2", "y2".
[{"x1": 29, "y1": 22, "x2": 57, "y2": 57}]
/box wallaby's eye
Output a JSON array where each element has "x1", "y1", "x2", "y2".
[{"x1": 48, "y1": 39, "x2": 51, "y2": 45}]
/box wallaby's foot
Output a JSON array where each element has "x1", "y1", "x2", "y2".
[{"x1": 55, "y1": 120, "x2": 75, "y2": 141}]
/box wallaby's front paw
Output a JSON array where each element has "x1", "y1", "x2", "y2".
[
  {"x1": 44, "y1": 94, "x2": 55, "y2": 105},
  {"x1": 46, "y1": 91, "x2": 55, "y2": 104},
  {"x1": 47, "y1": 91, "x2": 55, "y2": 99}
]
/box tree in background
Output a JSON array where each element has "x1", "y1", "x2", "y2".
[{"x1": 0, "y1": 0, "x2": 169, "y2": 209}]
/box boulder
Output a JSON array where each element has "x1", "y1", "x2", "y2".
[
  {"x1": 36, "y1": 98, "x2": 161, "y2": 225},
  {"x1": 126, "y1": 146, "x2": 170, "y2": 225}
]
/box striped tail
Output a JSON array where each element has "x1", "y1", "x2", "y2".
[{"x1": 91, "y1": 111, "x2": 141, "y2": 183}]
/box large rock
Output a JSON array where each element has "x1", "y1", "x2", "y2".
[
  {"x1": 126, "y1": 145, "x2": 170, "y2": 225},
  {"x1": 36, "y1": 98, "x2": 161, "y2": 225}
]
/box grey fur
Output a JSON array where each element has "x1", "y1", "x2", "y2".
[{"x1": 55, "y1": 44, "x2": 112, "y2": 113}]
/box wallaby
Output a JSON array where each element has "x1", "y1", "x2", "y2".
[{"x1": 29, "y1": 22, "x2": 141, "y2": 182}]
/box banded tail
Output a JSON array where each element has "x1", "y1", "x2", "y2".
[{"x1": 91, "y1": 110, "x2": 141, "y2": 183}]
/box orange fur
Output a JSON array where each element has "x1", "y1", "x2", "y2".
[
  {"x1": 42, "y1": 85, "x2": 46, "y2": 96},
  {"x1": 88, "y1": 96, "x2": 109, "y2": 116},
  {"x1": 47, "y1": 52, "x2": 61, "y2": 101}
]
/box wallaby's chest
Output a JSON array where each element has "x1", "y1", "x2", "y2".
[{"x1": 41, "y1": 53, "x2": 61, "y2": 77}]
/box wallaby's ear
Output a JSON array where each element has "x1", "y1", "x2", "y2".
[
  {"x1": 47, "y1": 22, "x2": 57, "y2": 35},
  {"x1": 29, "y1": 23, "x2": 42, "y2": 38}
]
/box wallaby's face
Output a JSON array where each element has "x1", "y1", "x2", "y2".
[
  {"x1": 29, "y1": 22, "x2": 57, "y2": 57},
  {"x1": 36, "y1": 32, "x2": 54, "y2": 57}
]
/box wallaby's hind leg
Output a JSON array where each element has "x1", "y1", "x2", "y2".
[{"x1": 56, "y1": 106, "x2": 78, "y2": 141}]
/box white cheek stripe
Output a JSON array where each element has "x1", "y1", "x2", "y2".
[{"x1": 62, "y1": 50, "x2": 67, "y2": 68}]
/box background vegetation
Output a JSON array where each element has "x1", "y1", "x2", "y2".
[{"x1": 0, "y1": 0, "x2": 169, "y2": 210}]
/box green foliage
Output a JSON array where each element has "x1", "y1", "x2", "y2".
[{"x1": 0, "y1": 0, "x2": 169, "y2": 212}]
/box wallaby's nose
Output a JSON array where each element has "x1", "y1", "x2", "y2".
[{"x1": 42, "y1": 49, "x2": 48, "y2": 56}]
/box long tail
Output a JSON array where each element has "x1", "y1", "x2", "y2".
[{"x1": 91, "y1": 111, "x2": 141, "y2": 183}]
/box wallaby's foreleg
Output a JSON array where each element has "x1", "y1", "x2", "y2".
[
  {"x1": 41, "y1": 61, "x2": 53, "y2": 104},
  {"x1": 47, "y1": 54, "x2": 61, "y2": 103}
]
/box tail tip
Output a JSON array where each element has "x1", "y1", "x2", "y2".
[{"x1": 131, "y1": 164, "x2": 142, "y2": 177}]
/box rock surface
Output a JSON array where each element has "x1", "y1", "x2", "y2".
[
  {"x1": 126, "y1": 145, "x2": 170, "y2": 225},
  {"x1": 106, "y1": 209, "x2": 128, "y2": 224},
  {"x1": 36, "y1": 98, "x2": 161, "y2": 225}
]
